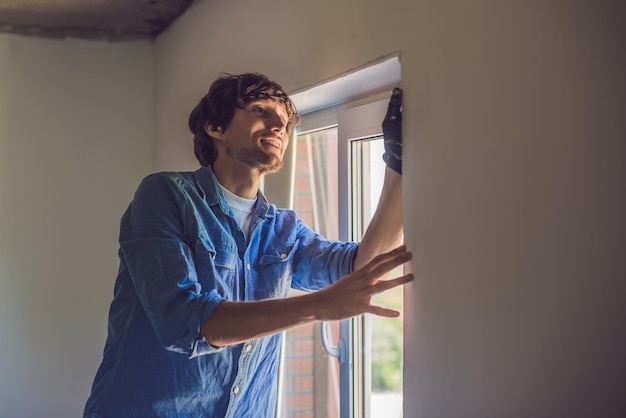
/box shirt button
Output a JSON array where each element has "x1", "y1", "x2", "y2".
[
  {"x1": 280, "y1": 253, "x2": 287, "y2": 260},
  {"x1": 245, "y1": 344, "x2": 252, "y2": 352},
  {"x1": 246, "y1": 263, "x2": 251, "y2": 270},
  {"x1": 233, "y1": 386, "x2": 240, "y2": 394}
]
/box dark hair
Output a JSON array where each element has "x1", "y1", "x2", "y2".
[{"x1": 188, "y1": 72, "x2": 298, "y2": 167}]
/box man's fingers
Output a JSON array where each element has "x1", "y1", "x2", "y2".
[
  {"x1": 367, "y1": 275, "x2": 413, "y2": 318},
  {"x1": 368, "y1": 305, "x2": 400, "y2": 318},
  {"x1": 374, "y1": 274, "x2": 414, "y2": 293},
  {"x1": 364, "y1": 245, "x2": 409, "y2": 270},
  {"x1": 366, "y1": 250, "x2": 412, "y2": 277}
]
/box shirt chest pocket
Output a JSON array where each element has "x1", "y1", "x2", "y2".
[
  {"x1": 194, "y1": 236, "x2": 238, "y2": 299},
  {"x1": 257, "y1": 240, "x2": 300, "y2": 299}
]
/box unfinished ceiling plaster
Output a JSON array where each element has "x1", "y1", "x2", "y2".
[{"x1": 0, "y1": 0, "x2": 196, "y2": 41}]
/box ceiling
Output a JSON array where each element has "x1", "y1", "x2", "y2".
[{"x1": 0, "y1": 0, "x2": 196, "y2": 41}]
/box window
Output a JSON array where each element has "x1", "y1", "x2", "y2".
[
  {"x1": 274, "y1": 56, "x2": 402, "y2": 418},
  {"x1": 339, "y1": 100, "x2": 404, "y2": 418}
]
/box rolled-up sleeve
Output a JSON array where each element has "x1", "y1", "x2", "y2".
[
  {"x1": 290, "y1": 218, "x2": 359, "y2": 292},
  {"x1": 119, "y1": 173, "x2": 225, "y2": 357}
]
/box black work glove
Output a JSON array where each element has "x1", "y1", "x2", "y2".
[{"x1": 382, "y1": 87, "x2": 403, "y2": 174}]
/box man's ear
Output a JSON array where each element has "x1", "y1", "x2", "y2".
[{"x1": 205, "y1": 123, "x2": 224, "y2": 139}]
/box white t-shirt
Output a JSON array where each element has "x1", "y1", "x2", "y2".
[{"x1": 218, "y1": 184, "x2": 256, "y2": 237}]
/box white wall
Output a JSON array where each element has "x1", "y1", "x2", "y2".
[
  {"x1": 405, "y1": 3, "x2": 626, "y2": 417},
  {"x1": 0, "y1": 35, "x2": 153, "y2": 417},
  {"x1": 154, "y1": 0, "x2": 626, "y2": 417}
]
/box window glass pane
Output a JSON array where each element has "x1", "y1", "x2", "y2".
[{"x1": 279, "y1": 127, "x2": 340, "y2": 418}]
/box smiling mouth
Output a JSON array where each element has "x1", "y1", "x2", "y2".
[{"x1": 260, "y1": 138, "x2": 282, "y2": 150}]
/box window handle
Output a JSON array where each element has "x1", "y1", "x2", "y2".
[{"x1": 320, "y1": 322, "x2": 347, "y2": 363}]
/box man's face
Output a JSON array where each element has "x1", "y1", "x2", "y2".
[{"x1": 212, "y1": 99, "x2": 290, "y2": 174}]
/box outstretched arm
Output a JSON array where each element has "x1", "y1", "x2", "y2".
[
  {"x1": 201, "y1": 245, "x2": 413, "y2": 347},
  {"x1": 354, "y1": 88, "x2": 405, "y2": 270}
]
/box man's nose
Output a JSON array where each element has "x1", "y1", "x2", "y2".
[{"x1": 268, "y1": 113, "x2": 286, "y2": 135}]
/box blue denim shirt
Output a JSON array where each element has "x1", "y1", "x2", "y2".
[{"x1": 84, "y1": 167, "x2": 358, "y2": 418}]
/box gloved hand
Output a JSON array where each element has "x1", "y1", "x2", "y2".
[{"x1": 382, "y1": 87, "x2": 403, "y2": 174}]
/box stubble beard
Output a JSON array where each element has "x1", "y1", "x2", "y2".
[{"x1": 225, "y1": 144, "x2": 283, "y2": 174}]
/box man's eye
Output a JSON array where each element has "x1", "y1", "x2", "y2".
[{"x1": 252, "y1": 107, "x2": 265, "y2": 116}]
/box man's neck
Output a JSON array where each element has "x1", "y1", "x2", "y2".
[{"x1": 211, "y1": 159, "x2": 261, "y2": 200}]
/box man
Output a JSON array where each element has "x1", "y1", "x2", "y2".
[{"x1": 84, "y1": 73, "x2": 411, "y2": 417}]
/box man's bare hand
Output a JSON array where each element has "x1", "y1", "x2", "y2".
[{"x1": 313, "y1": 245, "x2": 413, "y2": 321}]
